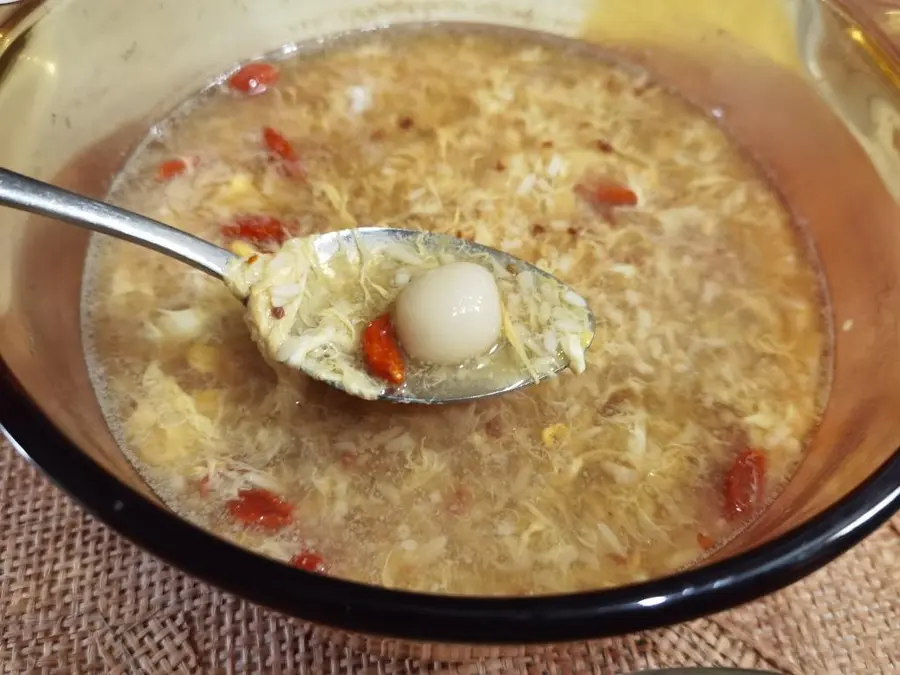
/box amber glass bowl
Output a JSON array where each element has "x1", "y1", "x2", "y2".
[{"x1": 2, "y1": 0, "x2": 900, "y2": 659}]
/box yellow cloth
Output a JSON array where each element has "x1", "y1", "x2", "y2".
[{"x1": 582, "y1": 0, "x2": 802, "y2": 71}]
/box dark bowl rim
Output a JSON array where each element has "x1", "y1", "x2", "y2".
[{"x1": 2, "y1": 359, "x2": 900, "y2": 644}]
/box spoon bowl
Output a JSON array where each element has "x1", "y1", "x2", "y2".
[
  {"x1": 0, "y1": 167, "x2": 595, "y2": 404},
  {"x1": 308, "y1": 227, "x2": 597, "y2": 404}
]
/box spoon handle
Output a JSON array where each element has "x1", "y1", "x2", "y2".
[{"x1": 0, "y1": 167, "x2": 233, "y2": 279}]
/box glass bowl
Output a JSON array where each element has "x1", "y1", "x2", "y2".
[{"x1": 2, "y1": 0, "x2": 900, "y2": 660}]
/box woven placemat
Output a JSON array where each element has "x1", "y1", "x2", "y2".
[{"x1": 0, "y1": 440, "x2": 897, "y2": 675}]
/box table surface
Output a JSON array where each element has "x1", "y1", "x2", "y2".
[{"x1": 0, "y1": 441, "x2": 897, "y2": 675}]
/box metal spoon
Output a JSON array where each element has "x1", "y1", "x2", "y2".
[{"x1": 0, "y1": 167, "x2": 595, "y2": 403}]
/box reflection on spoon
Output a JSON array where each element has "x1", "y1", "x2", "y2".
[{"x1": 0, "y1": 167, "x2": 595, "y2": 403}]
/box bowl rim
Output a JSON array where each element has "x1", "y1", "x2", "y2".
[{"x1": 2, "y1": 360, "x2": 900, "y2": 644}]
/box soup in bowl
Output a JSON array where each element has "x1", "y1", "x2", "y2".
[
  {"x1": 1, "y1": 0, "x2": 900, "y2": 657},
  {"x1": 83, "y1": 26, "x2": 828, "y2": 594}
]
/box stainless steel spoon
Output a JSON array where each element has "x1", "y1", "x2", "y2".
[{"x1": 0, "y1": 167, "x2": 595, "y2": 404}]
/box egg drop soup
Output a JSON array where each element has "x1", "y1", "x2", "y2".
[{"x1": 83, "y1": 26, "x2": 830, "y2": 594}]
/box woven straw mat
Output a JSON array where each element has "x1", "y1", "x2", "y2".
[{"x1": 0, "y1": 440, "x2": 897, "y2": 675}]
